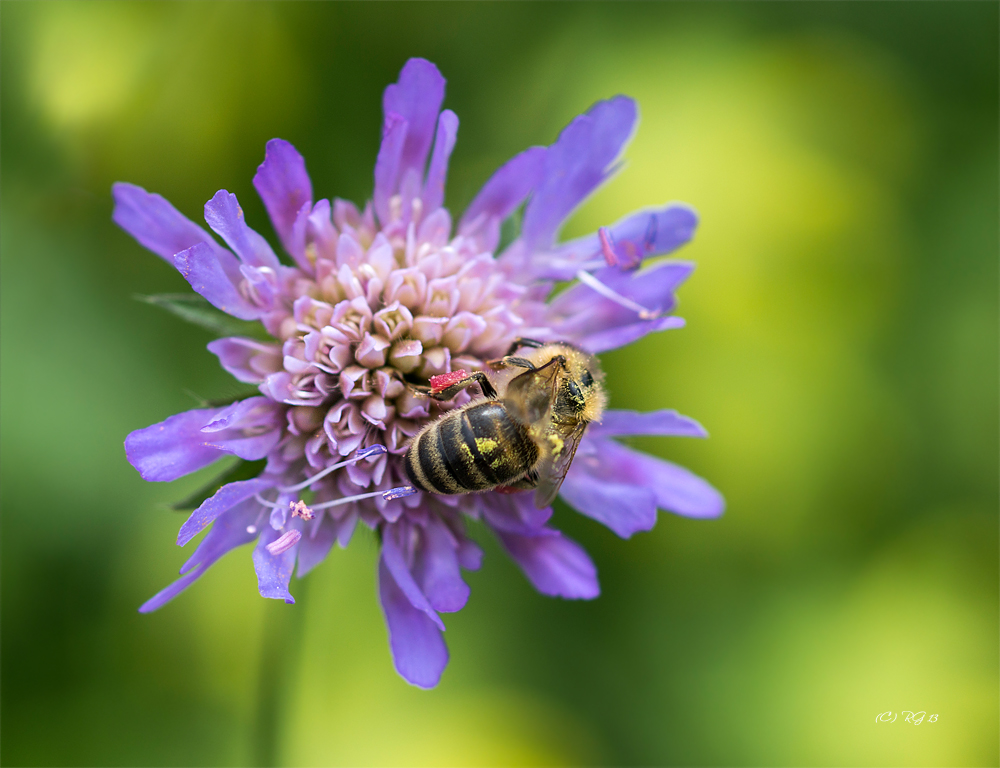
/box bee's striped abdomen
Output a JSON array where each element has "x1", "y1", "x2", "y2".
[{"x1": 404, "y1": 401, "x2": 538, "y2": 494}]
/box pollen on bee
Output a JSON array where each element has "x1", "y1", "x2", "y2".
[
  {"x1": 548, "y1": 434, "x2": 565, "y2": 456},
  {"x1": 475, "y1": 436, "x2": 498, "y2": 453}
]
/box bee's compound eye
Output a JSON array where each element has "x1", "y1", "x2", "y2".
[
  {"x1": 565, "y1": 380, "x2": 585, "y2": 411},
  {"x1": 581, "y1": 369, "x2": 594, "y2": 388}
]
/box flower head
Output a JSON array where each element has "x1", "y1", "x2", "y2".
[{"x1": 116, "y1": 58, "x2": 723, "y2": 688}]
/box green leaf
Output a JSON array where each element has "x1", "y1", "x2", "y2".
[
  {"x1": 496, "y1": 203, "x2": 525, "y2": 255},
  {"x1": 135, "y1": 293, "x2": 270, "y2": 339},
  {"x1": 181, "y1": 388, "x2": 266, "y2": 409},
  {"x1": 170, "y1": 458, "x2": 268, "y2": 511}
]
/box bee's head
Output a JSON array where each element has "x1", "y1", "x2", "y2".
[{"x1": 528, "y1": 342, "x2": 606, "y2": 422}]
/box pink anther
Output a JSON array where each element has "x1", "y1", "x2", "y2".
[
  {"x1": 430, "y1": 369, "x2": 468, "y2": 394},
  {"x1": 265, "y1": 529, "x2": 302, "y2": 556},
  {"x1": 289, "y1": 500, "x2": 315, "y2": 520},
  {"x1": 598, "y1": 227, "x2": 618, "y2": 267}
]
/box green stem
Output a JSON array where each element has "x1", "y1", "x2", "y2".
[{"x1": 253, "y1": 577, "x2": 310, "y2": 768}]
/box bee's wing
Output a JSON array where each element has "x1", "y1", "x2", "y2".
[
  {"x1": 532, "y1": 420, "x2": 588, "y2": 509},
  {"x1": 503, "y1": 357, "x2": 563, "y2": 425}
]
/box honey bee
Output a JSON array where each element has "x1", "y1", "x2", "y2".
[{"x1": 404, "y1": 339, "x2": 606, "y2": 509}]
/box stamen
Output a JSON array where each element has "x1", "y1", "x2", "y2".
[
  {"x1": 289, "y1": 500, "x2": 315, "y2": 520},
  {"x1": 254, "y1": 494, "x2": 285, "y2": 510},
  {"x1": 246, "y1": 508, "x2": 268, "y2": 535},
  {"x1": 383, "y1": 486, "x2": 419, "y2": 501},
  {"x1": 256, "y1": 485, "x2": 418, "y2": 514},
  {"x1": 309, "y1": 485, "x2": 418, "y2": 511},
  {"x1": 598, "y1": 226, "x2": 642, "y2": 270},
  {"x1": 265, "y1": 529, "x2": 302, "y2": 556},
  {"x1": 643, "y1": 214, "x2": 658, "y2": 253},
  {"x1": 575, "y1": 269, "x2": 661, "y2": 320},
  {"x1": 598, "y1": 227, "x2": 619, "y2": 267},
  {"x1": 278, "y1": 444, "x2": 387, "y2": 494}
]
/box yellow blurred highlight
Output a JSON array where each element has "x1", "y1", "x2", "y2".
[
  {"x1": 707, "y1": 510, "x2": 998, "y2": 765},
  {"x1": 29, "y1": 4, "x2": 152, "y2": 128}
]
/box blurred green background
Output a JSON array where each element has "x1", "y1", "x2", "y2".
[{"x1": 2, "y1": 2, "x2": 997, "y2": 766}]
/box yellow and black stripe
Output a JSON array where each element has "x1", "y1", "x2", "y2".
[{"x1": 404, "y1": 401, "x2": 539, "y2": 494}]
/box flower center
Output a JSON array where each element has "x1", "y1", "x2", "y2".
[{"x1": 273, "y1": 220, "x2": 543, "y2": 471}]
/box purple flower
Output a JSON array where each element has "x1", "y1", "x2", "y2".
[{"x1": 116, "y1": 59, "x2": 723, "y2": 688}]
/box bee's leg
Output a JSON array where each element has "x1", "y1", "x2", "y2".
[
  {"x1": 487, "y1": 355, "x2": 536, "y2": 371},
  {"x1": 499, "y1": 469, "x2": 539, "y2": 491},
  {"x1": 410, "y1": 370, "x2": 497, "y2": 400},
  {"x1": 504, "y1": 337, "x2": 546, "y2": 356}
]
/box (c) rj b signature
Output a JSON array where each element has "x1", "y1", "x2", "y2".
[{"x1": 876, "y1": 711, "x2": 938, "y2": 724}]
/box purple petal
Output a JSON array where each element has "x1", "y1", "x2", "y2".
[
  {"x1": 125, "y1": 399, "x2": 284, "y2": 483},
  {"x1": 482, "y1": 491, "x2": 553, "y2": 534},
  {"x1": 457, "y1": 538, "x2": 484, "y2": 570},
  {"x1": 413, "y1": 518, "x2": 469, "y2": 613},
  {"x1": 253, "y1": 523, "x2": 300, "y2": 603},
  {"x1": 383, "y1": 58, "x2": 445, "y2": 187},
  {"x1": 178, "y1": 497, "x2": 261, "y2": 574},
  {"x1": 199, "y1": 397, "x2": 285, "y2": 461},
  {"x1": 373, "y1": 112, "x2": 408, "y2": 225},
  {"x1": 378, "y1": 557, "x2": 449, "y2": 689},
  {"x1": 607, "y1": 204, "x2": 698, "y2": 262},
  {"x1": 589, "y1": 409, "x2": 708, "y2": 439},
  {"x1": 421, "y1": 109, "x2": 458, "y2": 213},
  {"x1": 203, "y1": 190, "x2": 280, "y2": 270},
  {"x1": 576, "y1": 316, "x2": 683, "y2": 354},
  {"x1": 529, "y1": 204, "x2": 699, "y2": 281},
  {"x1": 495, "y1": 527, "x2": 599, "y2": 599},
  {"x1": 559, "y1": 465, "x2": 657, "y2": 538},
  {"x1": 253, "y1": 139, "x2": 313, "y2": 258},
  {"x1": 336, "y1": 510, "x2": 359, "y2": 548},
  {"x1": 206, "y1": 337, "x2": 281, "y2": 384},
  {"x1": 459, "y1": 146, "x2": 546, "y2": 254},
  {"x1": 306, "y1": 199, "x2": 337, "y2": 264},
  {"x1": 139, "y1": 502, "x2": 258, "y2": 612},
  {"x1": 571, "y1": 437, "x2": 724, "y2": 521},
  {"x1": 548, "y1": 262, "x2": 692, "y2": 352},
  {"x1": 381, "y1": 524, "x2": 445, "y2": 631},
  {"x1": 125, "y1": 406, "x2": 228, "y2": 482},
  {"x1": 522, "y1": 96, "x2": 637, "y2": 250},
  {"x1": 578, "y1": 316, "x2": 685, "y2": 354},
  {"x1": 174, "y1": 242, "x2": 262, "y2": 320},
  {"x1": 296, "y1": 514, "x2": 338, "y2": 577},
  {"x1": 286, "y1": 202, "x2": 312, "y2": 271},
  {"x1": 177, "y1": 477, "x2": 272, "y2": 547},
  {"x1": 630, "y1": 447, "x2": 725, "y2": 519},
  {"x1": 201, "y1": 396, "x2": 276, "y2": 432},
  {"x1": 112, "y1": 182, "x2": 227, "y2": 264}
]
